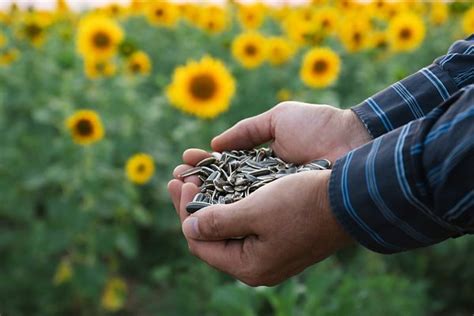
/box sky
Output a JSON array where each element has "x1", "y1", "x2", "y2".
[{"x1": 0, "y1": 0, "x2": 310, "y2": 11}]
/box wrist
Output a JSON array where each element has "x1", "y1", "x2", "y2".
[
  {"x1": 311, "y1": 171, "x2": 354, "y2": 254},
  {"x1": 341, "y1": 109, "x2": 372, "y2": 150}
]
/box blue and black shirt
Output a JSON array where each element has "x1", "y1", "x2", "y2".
[{"x1": 329, "y1": 35, "x2": 474, "y2": 254}]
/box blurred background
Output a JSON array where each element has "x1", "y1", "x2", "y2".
[{"x1": 0, "y1": 0, "x2": 473, "y2": 315}]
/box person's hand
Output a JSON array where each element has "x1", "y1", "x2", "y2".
[
  {"x1": 211, "y1": 101, "x2": 371, "y2": 164},
  {"x1": 168, "y1": 169, "x2": 352, "y2": 286}
]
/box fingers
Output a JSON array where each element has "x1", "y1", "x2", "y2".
[
  {"x1": 167, "y1": 179, "x2": 183, "y2": 215},
  {"x1": 186, "y1": 238, "x2": 246, "y2": 277},
  {"x1": 182, "y1": 201, "x2": 256, "y2": 241},
  {"x1": 179, "y1": 182, "x2": 200, "y2": 223},
  {"x1": 173, "y1": 164, "x2": 201, "y2": 185},
  {"x1": 211, "y1": 111, "x2": 273, "y2": 152},
  {"x1": 182, "y1": 148, "x2": 211, "y2": 165}
]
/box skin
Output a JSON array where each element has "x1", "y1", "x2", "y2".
[{"x1": 168, "y1": 101, "x2": 372, "y2": 286}]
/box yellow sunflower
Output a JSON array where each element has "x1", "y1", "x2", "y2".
[
  {"x1": 19, "y1": 14, "x2": 50, "y2": 47},
  {"x1": 53, "y1": 258, "x2": 73, "y2": 286},
  {"x1": 370, "y1": 31, "x2": 388, "y2": 50},
  {"x1": 198, "y1": 6, "x2": 229, "y2": 34},
  {"x1": 282, "y1": 13, "x2": 317, "y2": 46},
  {"x1": 462, "y1": 7, "x2": 474, "y2": 36},
  {"x1": 84, "y1": 57, "x2": 116, "y2": 80},
  {"x1": 125, "y1": 153, "x2": 155, "y2": 184},
  {"x1": 300, "y1": 47, "x2": 341, "y2": 88},
  {"x1": 66, "y1": 110, "x2": 104, "y2": 145},
  {"x1": 277, "y1": 88, "x2": 292, "y2": 102},
  {"x1": 126, "y1": 50, "x2": 151, "y2": 75},
  {"x1": 55, "y1": 0, "x2": 70, "y2": 14},
  {"x1": 314, "y1": 6, "x2": 339, "y2": 35},
  {"x1": 231, "y1": 32, "x2": 267, "y2": 69},
  {"x1": 101, "y1": 277, "x2": 127, "y2": 312},
  {"x1": 146, "y1": 1, "x2": 180, "y2": 28},
  {"x1": 0, "y1": 32, "x2": 6, "y2": 48},
  {"x1": 77, "y1": 14, "x2": 124, "y2": 60},
  {"x1": 430, "y1": 1, "x2": 448, "y2": 26},
  {"x1": 338, "y1": 14, "x2": 372, "y2": 53},
  {"x1": 387, "y1": 13, "x2": 425, "y2": 52},
  {"x1": 237, "y1": 3, "x2": 266, "y2": 30},
  {"x1": 167, "y1": 56, "x2": 236, "y2": 119},
  {"x1": 266, "y1": 37, "x2": 295, "y2": 66},
  {"x1": 0, "y1": 49, "x2": 20, "y2": 66}
]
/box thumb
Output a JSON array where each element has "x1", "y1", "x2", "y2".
[
  {"x1": 182, "y1": 202, "x2": 256, "y2": 241},
  {"x1": 211, "y1": 110, "x2": 273, "y2": 152}
]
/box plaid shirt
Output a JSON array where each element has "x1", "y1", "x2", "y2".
[{"x1": 329, "y1": 35, "x2": 474, "y2": 254}]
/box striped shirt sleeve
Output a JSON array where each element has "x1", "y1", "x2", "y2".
[
  {"x1": 329, "y1": 85, "x2": 474, "y2": 254},
  {"x1": 352, "y1": 34, "x2": 474, "y2": 139}
]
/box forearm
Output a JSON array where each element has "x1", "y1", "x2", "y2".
[{"x1": 329, "y1": 86, "x2": 474, "y2": 254}]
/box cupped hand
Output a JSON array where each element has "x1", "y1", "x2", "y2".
[
  {"x1": 169, "y1": 170, "x2": 352, "y2": 286},
  {"x1": 211, "y1": 101, "x2": 371, "y2": 164}
]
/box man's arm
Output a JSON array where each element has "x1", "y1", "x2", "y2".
[
  {"x1": 330, "y1": 85, "x2": 474, "y2": 254},
  {"x1": 353, "y1": 35, "x2": 474, "y2": 138}
]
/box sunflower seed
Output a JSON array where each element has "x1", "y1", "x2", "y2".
[{"x1": 185, "y1": 148, "x2": 332, "y2": 213}]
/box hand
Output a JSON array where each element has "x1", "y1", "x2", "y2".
[
  {"x1": 211, "y1": 101, "x2": 371, "y2": 164},
  {"x1": 168, "y1": 169, "x2": 352, "y2": 286}
]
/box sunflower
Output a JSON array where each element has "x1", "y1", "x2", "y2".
[
  {"x1": 338, "y1": 14, "x2": 372, "y2": 53},
  {"x1": 387, "y1": 13, "x2": 425, "y2": 52},
  {"x1": 84, "y1": 57, "x2": 116, "y2": 79},
  {"x1": 0, "y1": 32, "x2": 6, "y2": 48},
  {"x1": 237, "y1": 3, "x2": 266, "y2": 30},
  {"x1": 282, "y1": 13, "x2": 317, "y2": 46},
  {"x1": 55, "y1": 0, "x2": 70, "y2": 14},
  {"x1": 231, "y1": 32, "x2": 267, "y2": 69},
  {"x1": 53, "y1": 258, "x2": 73, "y2": 286},
  {"x1": 266, "y1": 37, "x2": 295, "y2": 66},
  {"x1": 77, "y1": 14, "x2": 124, "y2": 60},
  {"x1": 314, "y1": 6, "x2": 338, "y2": 35},
  {"x1": 66, "y1": 110, "x2": 104, "y2": 145},
  {"x1": 126, "y1": 51, "x2": 151, "y2": 75},
  {"x1": 198, "y1": 6, "x2": 228, "y2": 34},
  {"x1": 370, "y1": 31, "x2": 388, "y2": 50},
  {"x1": 19, "y1": 14, "x2": 50, "y2": 47},
  {"x1": 0, "y1": 49, "x2": 20, "y2": 66},
  {"x1": 430, "y1": 1, "x2": 448, "y2": 26},
  {"x1": 146, "y1": 1, "x2": 180, "y2": 28},
  {"x1": 277, "y1": 88, "x2": 292, "y2": 102},
  {"x1": 300, "y1": 47, "x2": 341, "y2": 88},
  {"x1": 101, "y1": 277, "x2": 127, "y2": 312},
  {"x1": 167, "y1": 56, "x2": 236, "y2": 119},
  {"x1": 462, "y1": 7, "x2": 474, "y2": 36},
  {"x1": 125, "y1": 153, "x2": 155, "y2": 184}
]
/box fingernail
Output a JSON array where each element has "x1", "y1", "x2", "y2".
[{"x1": 183, "y1": 217, "x2": 200, "y2": 239}]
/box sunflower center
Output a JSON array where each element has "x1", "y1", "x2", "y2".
[
  {"x1": 352, "y1": 31, "x2": 362, "y2": 44},
  {"x1": 312, "y1": 59, "x2": 328, "y2": 74},
  {"x1": 136, "y1": 163, "x2": 146, "y2": 173},
  {"x1": 321, "y1": 18, "x2": 330, "y2": 28},
  {"x1": 130, "y1": 62, "x2": 142, "y2": 73},
  {"x1": 155, "y1": 8, "x2": 164, "y2": 17},
  {"x1": 244, "y1": 44, "x2": 257, "y2": 56},
  {"x1": 399, "y1": 27, "x2": 412, "y2": 40},
  {"x1": 75, "y1": 119, "x2": 94, "y2": 136},
  {"x1": 189, "y1": 74, "x2": 217, "y2": 101},
  {"x1": 25, "y1": 23, "x2": 42, "y2": 38},
  {"x1": 92, "y1": 31, "x2": 111, "y2": 49}
]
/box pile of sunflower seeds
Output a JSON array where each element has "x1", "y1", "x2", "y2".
[{"x1": 180, "y1": 148, "x2": 331, "y2": 213}]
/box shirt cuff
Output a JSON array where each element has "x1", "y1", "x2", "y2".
[
  {"x1": 351, "y1": 64, "x2": 459, "y2": 139},
  {"x1": 328, "y1": 126, "x2": 461, "y2": 254}
]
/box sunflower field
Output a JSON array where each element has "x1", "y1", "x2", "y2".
[{"x1": 1, "y1": 0, "x2": 473, "y2": 315}]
